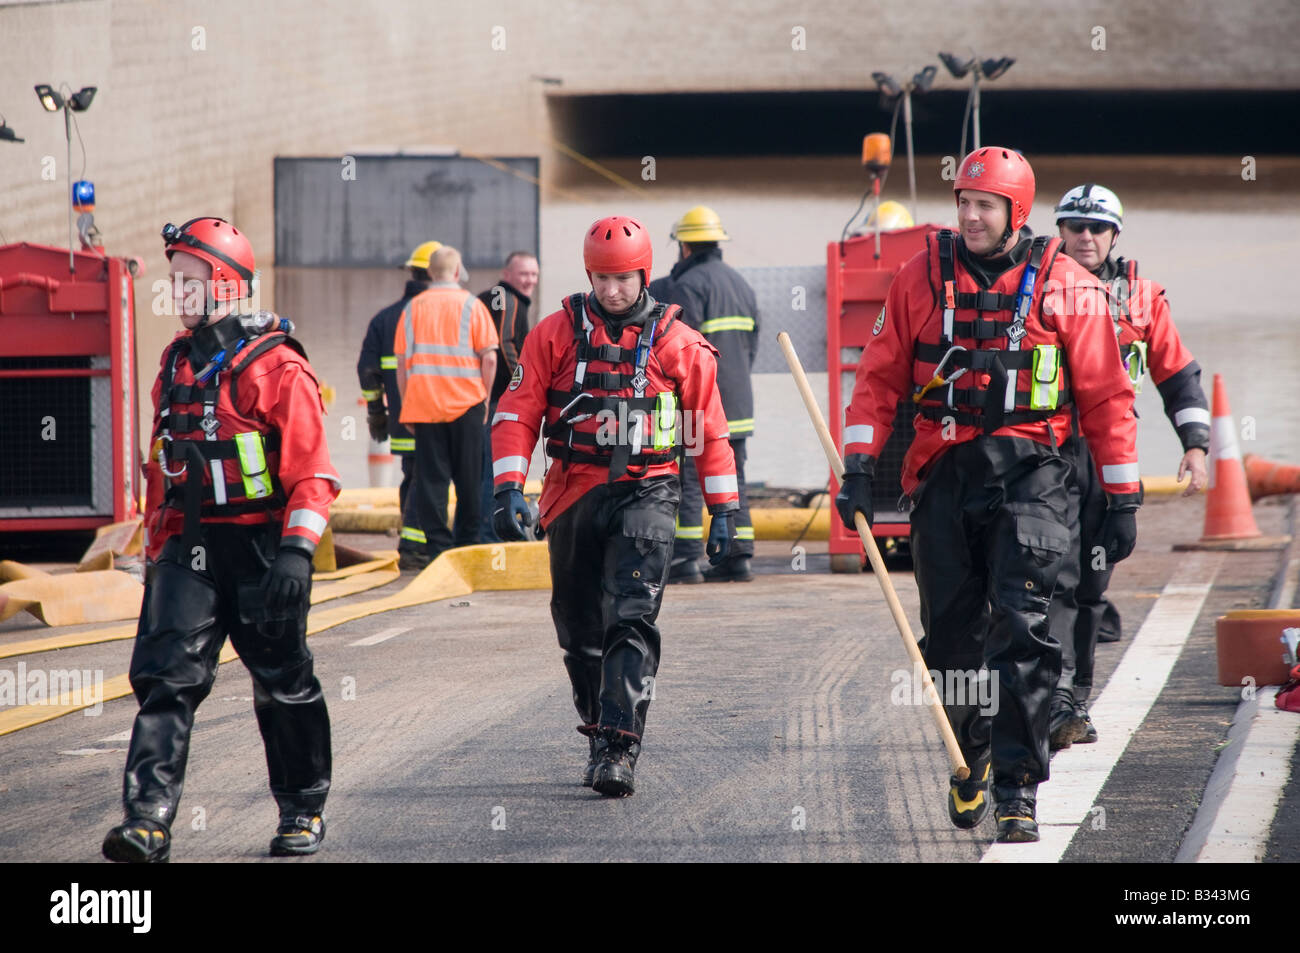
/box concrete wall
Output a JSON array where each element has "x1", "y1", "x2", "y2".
[{"x1": 2, "y1": 0, "x2": 1296, "y2": 476}]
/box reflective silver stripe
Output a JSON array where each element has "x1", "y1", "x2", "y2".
[
  {"x1": 210, "y1": 461, "x2": 227, "y2": 505},
  {"x1": 460, "y1": 293, "x2": 475, "y2": 347},
  {"x1": 402, "y1": 302, "x2": 414, "y2": 357},
  {"x1": 704, "y1": 474, "x2": 738, "y2": 494},
  {"x1": 286, "y1": 508, "x2": 328, "y2": 537},
  {"x1": 411, "y1": 365, "x2": 481, "y2": 378},
  {"x1": 492, "y1": 412, "x2": 519, "y2": 425},
  {"x1": 313, "y1": 473, "x2": 343, "y2": 490},
  {"x1": 494, "y1": 455, "x2": 529, "y2": 478},
  {"x1": 412, "y1": 342, "x2": 476, "y2": 356},
  {"x1": 843, "y1": 424, "x2": 874, "y2": 446},
  {"x1": 1174, "y1": 407, "x2": 1212, "y2": 428},
  {"x1": 1101, "y1": 462, "x2": 1140, "y2": 484}
]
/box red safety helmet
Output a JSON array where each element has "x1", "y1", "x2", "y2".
[
  {"x1": 953, "y1": 147, "x2": 1035, "y2": 232},
  {"x1": 161, "y1": 217, "x2": 255, "y2": 302},
  {"x1": 583, "y1": 216, "x2": 652, "y2": 287}
]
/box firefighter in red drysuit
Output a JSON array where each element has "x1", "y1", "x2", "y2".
[
  {"x1": 835, "y1": 149, "x2": 1142, "y2": 843},
  {"x1": 103, "y1": 217, "x2": 339, "y2": 863},
  {"x1": 490, "y1": 215, "x2": 739, "y2": 797},
  {"x1": 1047, "y1": 184, "x2": 1210, "y2": 751}
]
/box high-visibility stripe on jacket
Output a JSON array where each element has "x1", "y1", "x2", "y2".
[
  {"x1": 1102, "y1": 256, "x2": 1210, "y2": 453},
  {"x1": 649, "y1": 247, "x2": 759, "y2": 439},
  {"x1": 144, "y1": 327, "x2": 341, "y2": 561},
  {"x1": 844, "y1": 230, "x2": 1140, "y2": 497},
  {"x1": 492, "y1": 293, "x2": 739, "y2": 527},
  {"x1": 356, "y1": 279, "x2": 427, "y2": 454},
  {"x1": 394, "y1": 283, "x2": 499, "y2": 423}
]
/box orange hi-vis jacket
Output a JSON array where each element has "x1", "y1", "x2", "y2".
[
  {"x1": 492, "y1": 293, "x2": 739, "y2": 528},
  {"x1": 144, "y1": 327, "x2": 340, "y2": 561},
  {"x1": 394, "y1": 282, "x2": 499, "y2": 423},
  {"x1": 844, "y1": 230, "x2": 1141, "y2": 497}
]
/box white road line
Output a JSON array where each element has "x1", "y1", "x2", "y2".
[
  {"x1": 349, "y1": 626, "x2": 411, "y2": 647},
  {"x1": 58, "y1": 748, "x2": 128, "y2": 756},
  {"x1": 1182, "y1": 686, "x2": 1300, "y2": 862},
  {"x1": 982, "y1": 552, "x2": 1223, "y2": 863},
  {"x1": 97, "y1": 730, "x2": 132, "y2": 743}
]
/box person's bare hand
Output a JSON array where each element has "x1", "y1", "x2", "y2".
[{"x1": 1178, "y1": 448, "x2": 1208, "y2": 497}]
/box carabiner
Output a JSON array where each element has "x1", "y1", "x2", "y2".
[{"x1": 154, "y1": 433, "x2": 187, "y2": 478}]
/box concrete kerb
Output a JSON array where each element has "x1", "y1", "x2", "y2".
[
  {"x1": 1176, "y1": 496, "x2": 1300, "y2": 862},
  {"x1": 0, "y1": 542, "x2": 552, "y2": 737}
]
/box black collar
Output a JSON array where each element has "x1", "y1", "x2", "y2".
[
  {"x1": 187, "y1": 313, "x2": 245, "y2": 371},
  {"x1": 956, "y1": 227, "x2": 1035, "y2": 289},
  {"x1": 669, "y1": 245, "x2": 723, "y2": 280},
  {"x1": 586, "y1": 290, "x2": 653, "y2": 337}
]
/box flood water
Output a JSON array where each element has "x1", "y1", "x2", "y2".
[{"x1": 276, "y1": 155, "x2": 1300, "y2": 493}]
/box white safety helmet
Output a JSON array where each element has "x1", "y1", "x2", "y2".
[{"x1": 1054, "y1": 184, "x2": 1124, "y2": 233}]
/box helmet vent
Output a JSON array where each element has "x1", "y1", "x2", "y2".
[
  {"x1": 621, "y1": 226, "x2": 631, "y2": 237},
  {"x1": 604, "y1": 229, "x2": 612, "y2": 240}
]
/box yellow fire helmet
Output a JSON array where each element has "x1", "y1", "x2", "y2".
[
  {"x1": 403, "y1": 240, "x2": 443, "y2": 270},
  {"x1": 670, "y1": 205, "x2": 730, "y2": 243},
  {"x1": 865, "y1": 201, "x2": 914, "y2": 231}
]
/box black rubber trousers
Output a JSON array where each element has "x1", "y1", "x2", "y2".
[
  {"x1": 122, "y1": 524, "x2": 331, "y2": 829},
  {"x1": 545, "y1": 475, "x2": 679, "y2": 739},
  {"x1": 1049, "y1": 435, "x2": 1120, "y2": 704},
  {"x1": 675, "y1": 439, "x2": 753, "y2": 562},
  {"x1": 909, "y1": 436, "x2": 1072, "y2": 789}
]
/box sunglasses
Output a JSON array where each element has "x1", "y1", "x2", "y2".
[{"x1": 1063, "y1": 220, "x2": 1114, "y2": 235}]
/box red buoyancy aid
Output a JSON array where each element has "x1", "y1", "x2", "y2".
[
  {"x1": 492, "y1": 293, "x2": 739, "y2": 527},
  {"x1": 844, "y1": 230, "x2": 1141, "y2": 497},
  {"x1": 144, "y1": 327, "x2": 340, "y2": 560}
]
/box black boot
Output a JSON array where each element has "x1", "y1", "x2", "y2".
[
  {"x1": 947, "y1": 752, "x2": 991, "y2": 830},
  {"x1": 102, "y1": 818, "x2": 171, "y2": 863},
  {"x1": 993, "y1": 784, "x2": 1039, "y2": 843},
  {"x1": 591, "y1": 728, "x2": 641, "y2": 797},
  {"x1": 1075, "y1": 701, "x2": 1098, "y2": 743},
  {"x1": 701, "y1": 555, "x2": 754, "y2": 583},
  {"x1": 269, "y1": 814, "x2": 326, "y2": 856},
  {"x1": 1049, "y1": 691, "x2": 1086, "y2": 751},
  {"x1": 577, "y1": 724, "x2": 608, "y2": 787},
  {"x1": 667, "y1": 557, "x2": 704, "y2": 584}
]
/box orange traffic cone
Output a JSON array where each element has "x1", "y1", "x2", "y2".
[
  {"x1": 1244, "y1": 454, "x2": 1300, "y2": 502},
  {"x1": 1176, "y1": 375, "x2": 1290, "y2": 551}
]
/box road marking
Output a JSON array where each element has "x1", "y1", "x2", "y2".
[
  {"x1": 1179, "y1": 687, "x2": 1300, "y2": 861},
  {"x1": 349, "y1": 626, "x2": 411, "y2": 647},
  {"x1": 58, "y1": 748, "x2": 128, "y2": 756},
  {"x1": 98, "y1": 730, "x2": 132, "y2": 743},
  {"x1": 1178, "y1": 522, "x2": 1300, "y2": 862},
  {"x1": 982, "y1": 552, "x2": 1222, "y2": 863}
]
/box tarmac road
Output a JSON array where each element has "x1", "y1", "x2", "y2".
[{"x1": 0, "y1": 493, "x2": 1289, "y2": 863}]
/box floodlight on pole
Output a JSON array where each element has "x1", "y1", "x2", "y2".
[
  {"x1": 940, "y1": 51, "x2": 1015, "y2": 155},
  {"x1": 34, "y1": 82, "x2": 97, "y2": 274},
  {"x1": 871, "y1": 64, "x2": 937, "y2": 212}
]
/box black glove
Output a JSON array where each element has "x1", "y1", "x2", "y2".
[
  {"x1": 835, "y1": 454, "x2": 876, "y2": 532},
  {"x1": 1100, "y1": 506, "x2": 1138, "y2": 565},
  {"x1": 706, "y1": 511, "x2": 736, "y2": 566},
  {"x1": 366, "y1": 412, "x2": 388, "y2": 443},
  {"x1": 260, "y1": 548, "x2": 312, "y2": 615},
  {"x1": 493, "y1": 488, "x2": 533, "y2": 541}
]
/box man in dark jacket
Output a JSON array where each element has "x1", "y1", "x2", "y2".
[
  {"x1": 357, "y1": 241, "x2": 438, "y2": 513},
  {"x1": 650, "y1": 206, "x2": 758, "y2": 583},
  {"x1": 477, "y1": 251, "x2": 538, "y2": 541}
]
